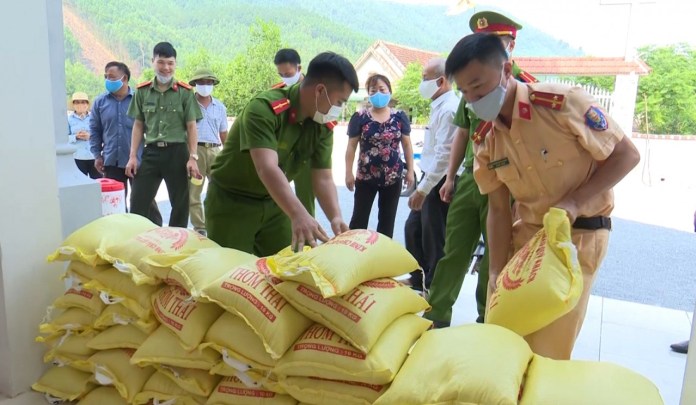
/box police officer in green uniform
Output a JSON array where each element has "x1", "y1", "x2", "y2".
[
  {"x1": 273, "y1": 48, "x2": 315, "y2": 218},
  {"x1": 205, "y1": 52, "x2": 359, "y2": 256},
  {"x1": 425, "y1": 11, "x2": 537, "y2": 327},
  {"x1": 126, "y1": 42, "x2": 203, "y2": 227}
]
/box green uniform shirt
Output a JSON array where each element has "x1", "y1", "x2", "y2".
[
  {"x1": 210, "y1": 84, "x2": 334, "y2": 199},
  {"x1": 127, "y1": 78, "x2": 202, "y2": 144},
  {"x1": 453, "y1": 61, "x2": 528, "y2": 168}
]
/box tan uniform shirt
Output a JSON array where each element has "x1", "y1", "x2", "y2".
[{"x1": 473, "y1": 82, "x2": 625, "y2": 225}]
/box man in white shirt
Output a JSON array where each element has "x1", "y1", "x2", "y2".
[
  {"x1": 188, "y1": 68, "x2": 229, "y2": 236},
  {"x1": 405, "y1": 58, "x2": 462, "y2": 292}
]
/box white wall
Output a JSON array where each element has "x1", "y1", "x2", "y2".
[{"x1": 0, "y1": 0, "x2": 88, "y2": 396}]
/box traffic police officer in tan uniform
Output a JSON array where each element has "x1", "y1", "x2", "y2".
[
  {"x1": 205, "y1": 52, "x2": 359, "y2": 256},
  {"x1": 446, "y1": 33, "x2": 640, "y2": 359}
]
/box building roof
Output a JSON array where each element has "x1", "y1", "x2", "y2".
[
  {"x1": 380, "y1": 41, "x2": 441, "y2": 69},
  {"x1": 514, "y1": 56, "x2": 651, "y2": 76}
]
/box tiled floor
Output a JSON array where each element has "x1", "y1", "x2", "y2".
[{"x1": 2, "y1": 275, "x2": 692, "y2": 405}]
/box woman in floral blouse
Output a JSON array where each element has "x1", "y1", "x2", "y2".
[{"x1": 345, "y1": 74, "x2": 415, "y2": 238}]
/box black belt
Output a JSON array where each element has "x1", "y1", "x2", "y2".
[
  {"x1": 198, "y1": 142, "x2": 220, "y2": 147},
  {"x1": 145, "y1": 141, "x2": 185, "y2": 148},
  {"x1": 573, "y1": 216, "x2": 612, "y2": 231}
]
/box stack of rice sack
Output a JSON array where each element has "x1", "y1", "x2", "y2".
[{"x1": 251, "y1": 229, "x2": 432, "y2": 405}]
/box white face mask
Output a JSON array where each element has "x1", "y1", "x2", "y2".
[
  {"x1": 196, "y1": 84, "x2": 214, "y2": 97},
  {"x1": 419, "y1": 77, "x2": 441, "y2": 99},
  {"x1": 281, "y1": 71, "x2": 301, "y2": 86},
  {"x1": 466, "y1": 69, "x2": 507, "y2": 121},
  {"x1": 313, "y1": 88, "x2": 343, "y2": 124},
  {"x1": 156, "y1": 74, "x2": 172, "y2": 84}
]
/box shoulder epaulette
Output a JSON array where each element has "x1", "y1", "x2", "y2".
[
  {"x1": 472, "y1": 121, "x2": 493, "y2": 145},
  {"x1": 529, "y1": 91, "x2": 565, "y2": 110},
  {"x1": 271, "y1": 81, "x2": 287, "y2": 89},
  {"x1": 325, "y1": 121, "x2": 337, "y2": 131},
  {"x1": 517, "y1": 70, "x2": 539, "y2": 84},
  {"x1": 269, "y1": 98, "x2": 291, "y2": 115},
  {"x1": 177, "y1": 81, "x2": 193, "y2": 90},
  {"x1": 136, "y1": 81, "x2": 152, "y2": 89}
]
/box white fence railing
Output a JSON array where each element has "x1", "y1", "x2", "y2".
[{"x1": 544, "y1": 78, "x2": 614, "y2": 113}]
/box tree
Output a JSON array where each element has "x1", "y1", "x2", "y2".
[
  {"x1": 393, "y1": 63, "x2": 430, "y2": 125},
  {"x1": 64, "y1": 60, "x2": 103, "y2": 101}
]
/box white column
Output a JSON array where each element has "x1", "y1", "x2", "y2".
[
  {"x1": 612, "y1": 73, "x2": 639, "y2": 135},
  {"x1": 681, "y1": 306, "x2": 696, "y2": 404},
  {"x1": 0, "y1": 0, "x2": 99, "y2": 396}
]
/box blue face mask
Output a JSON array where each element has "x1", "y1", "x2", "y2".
[
  {"x1": 369, "y1": 92, "x2": 391, "y2": 108},
  {"x1": 105, "y1": 76, "x2": 124, "y2": 93}
]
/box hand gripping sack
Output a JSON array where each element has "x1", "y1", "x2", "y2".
[
  {"x1": 374, "y1": 323, "x2": 533, "y2": 405},
  {"x1": 200, "y1": 258, "x2": 313, "y2": 359},
  {"x1": 487, "y1": 207, "x2": 583, "y2": 336},
  {"x1": 47, "y1": 213, "x2": 158, "y2": 266},
  {"x1": 267, "y1": 230, "x2": 418, "y2": 298},
  {"x1": 274, "y1": 314, "x2": 432, "y2": 384},
  {"x1": 520, "y1": 355, "x2": 664, "y2": 405},
  {"x1": 151, "y1": 285, "x2": 224, "y2": 351},
  {"x1": 146, "y1": 247, "x2": 256, "y2": 297},
  {"x1": 97, "y1": 227, "x2": 219, "y2": 285},
  {"x1": 274, "y1": 278, "x2": 429, "y2": 352}
]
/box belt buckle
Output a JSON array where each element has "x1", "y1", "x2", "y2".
[
  {"x1": 599, "y1": 216, "x2": 611, "y2": 230},
  {"x1": 156, "y1": 141, "x2": 167, "y2": 147}
]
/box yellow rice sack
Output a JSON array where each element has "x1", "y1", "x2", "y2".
[
  {"x1": 203, "y1": 311, "x2": 276, "y2": 371},
  {"x1": 97, "y1": 227, "x2": 219, "y2": 285},
  {"x1": 40, "y1": 330, "x2": 97, "y2": 366},
  {"x1": 65, "y1": 261, "x2": 111, "y2": 284},
  {"x1": 373, "y1": 324, "x2": 533, "y2": 405},
  {"x1": 279, "y1": 376, "x2": 387, "y2": 405},
  {"x1": 152, "y1": 285, "x2": 224, "y2": 351},
  {"x1": 274, "y1": 278, "x2": 429, "y2": 352},
  {"x1": 144, "y1": 247, "x2": 256, "y2": 297},
  {"x1": 131, "y1": 325, "x2": 220, "y2": 370},
  {"x1": 87, "y1": 324, "x2": 148, "y2": 350},
  {"x1": 153, "y1": 365, "x2": 221, "y2": 397},
  {"x1": 84, "y1": 266, "x2": 159, "y2": 319},
  {"x1": 47, "y1": 213, "x2": 158, "y2": 266},
  {"x1": 275, "y1": 314, "x2": 431, "y2": 384},
  {"x1": 77, "y1": 386, "x2": 127, "y2": 405},
  {"x1": 39, "y1": 307, "x2": 97, "y2": 336},
  {"x1": 88, "y1": 349, "x2": 155, "y2": 402},
  {"x1": 53, "y1": 287, "x2": 105, "y2": 316},
  {"x1": 200, "y1": 258, "x2": 313, "y2": 359},
  {"x1": 93, "y1": 303, "x2": 158, "y2": 334},
  {"x1": 487, "y1": 207, "x2": 583, "y2": 336},
  {"x1": 267, "y1": 230, "x2": 418, "y2": 298},
  {"x1": 32, "y1": 366, "x2": 96, "y2": 402},
  {"x1": 133, "y1": 372, "x2": 207, "y2": 405},
  {"x1": 207, "y1": 376, "x2": 297, "y2": 405},
  {"x1": 520, "y1": 355, "x2": 664, "y2": 405}
]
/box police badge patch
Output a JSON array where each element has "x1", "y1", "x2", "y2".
[{"x1": 585, "y1": 106, "x2": 608, "y2": 131}]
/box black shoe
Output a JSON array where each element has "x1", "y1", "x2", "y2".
[{"x1": 670, "y1": 340, "x2": 689, "y2": 354}]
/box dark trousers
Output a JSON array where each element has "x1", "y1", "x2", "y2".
[
  {"x1": 349, "y1": 179, "x2": 402, "y2": 238},
  {"x1": 405, "y1": 176, "x2": 449, "y2": 290},
  {"x1": 104, "y1": 165, "x2": 162, "y2": 225},
  {"x1": 74, "y1": 159, "x2": 102, "y2": 180},
  {"x1": 130, "y1": 143, "x2": 188, "y2": 227}
]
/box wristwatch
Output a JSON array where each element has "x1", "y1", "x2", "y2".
[{"x1": 190, "y1": 153, "x2": 199, "y2": 161}]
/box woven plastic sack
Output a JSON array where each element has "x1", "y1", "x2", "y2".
[
  {"x1": 77, "y1": 386, "x2": 127, "y2": 405},
  {"x1": 47, "y1": 213, "x2": 158, "y2": 266},
  {"x1": 84, "y1": 266, "x2": 159, "y2": 319},
  {"x1": 32, "y1": 366, "x2": 95, "y2": 402},
  {"x1": 145, "y1": 247, "x2": 255, "y2": 297},
  {"x1": 520, "y1": 355, "x2": 664, "y2": 405},
  {"x1": 279, "y1": 376, "x2": 387, "y2": 405},
  {"x1": 93, "y1": 303, "x2": 158, "y2": 334},
  {"x1": 267, "y1": 230, "x2": 418, "y2": 298},
  {"x1": 203, "y1": 311, "x2": 276, "y2": 371},
  {"x1": 87, "y1": 324, "x2": 148, "y2": 350},
  {"x1": 153, "y1": 365, "x2": 221, "y2": 397},
  {"x1": 88, "y1": 349, "x2": 155, "y2": 402},
  {"x1": 487, "y1": 207, "x2": 583, "y2": 336},
  {"x1": 97, "y1": 227, "x2": 218, "y2": 285},
  {"x1": 274, "y1": 278, "x2": 429, "y2": 352},
  {"x1": 39, "y1": 307, "x2": 97, "y2": 336},
  {"x1": 53, "y1": 287, "x2": 105, "y2": 316},
  {"x1": 133, "y1": 372, "x2": 207, "y2": 405},
  {"x1": 200, "y1": 258, "x2": 312, "y2": 359},
  {"x1": 374, "y1": 324, "x2": 533, "y2": 405},
  {"x1": 131, "y1": 325, "x2": 220, "y2": 370},
  {"x1": 151, "y1": 285, "x2": 224, "y2": 350},
  {"x1": 207, "y1": 376, "x2": 297, "y2": 405},
  {"x1": 275, "y1": 314, "x2": 431, "y2": 384}
]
